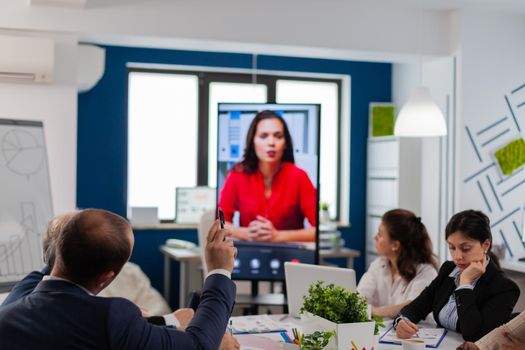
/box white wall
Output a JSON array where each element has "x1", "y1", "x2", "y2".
[
  {"x1": 456, "y1": 11, "x2": 525, "y2": 258},
  {"x1": 0, "y1": 30, "x2": 78, "y2": 214},
  {"x1": 392, "y1": 63, "x2": 420, "y2": 109},
  {"x1": 421, "y1": 57, "x2": 455, "y2": 260},
  {"x1": 0, "y1": 0, "x2": 451, "y2": 61},
  {"x1": 453, "y1": 12, "x2": 525, "y2": 307},
  {"x1": 392, "y1": 59, "x2": 454, "y2": 259}
]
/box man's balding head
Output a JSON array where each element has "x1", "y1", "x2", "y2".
[
  {"x1": 43, "y1": 211, "x2": 78, "y2": 268},
  {"x1": 54, "y1": 209, "x2": 133, "y2": 287}
]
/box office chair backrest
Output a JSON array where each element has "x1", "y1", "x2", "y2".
[{"x1": 197, "y1": 210, "x2": 215, "y2": 279}]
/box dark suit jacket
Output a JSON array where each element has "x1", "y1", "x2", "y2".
[
  {"x1": 1, "y1": 266, "x2": 50, "y2": 306},
  {"x1": 0, "y1": 274, "x2": 236, "y2": 350},
  {"x1": 1, "y1": 266, "x2": 167, "y2": 326},
  {"x1": 400, "y1": 260, "x2": 519, "y2": 341}
]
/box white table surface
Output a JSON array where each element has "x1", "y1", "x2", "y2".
[{"x1": 233, "y1": 315, "x2": 464, "y2": 350}]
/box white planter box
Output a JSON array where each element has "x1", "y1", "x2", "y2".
[{"x1": 301, "y1": 313, "x2": 375, "y2": 350}]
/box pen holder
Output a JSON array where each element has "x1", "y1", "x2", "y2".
[
  {"x1": 301, "y1": 313, "x2": 375, "y2": 350},
  {"x1": 402, "y1": 339, "x2": 425, "y2": 350}
]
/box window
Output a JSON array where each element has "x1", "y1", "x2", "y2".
[
  {"x1": 127, "y1": 68, "x2": 344, "y2": 221},
  {"x1": 127, "y1": 72, "x2": 198, "y2": 220}
]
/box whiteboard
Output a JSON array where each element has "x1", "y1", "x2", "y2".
[{"x1": 0, "y1": 119, "x2": 53, "y2": 285}]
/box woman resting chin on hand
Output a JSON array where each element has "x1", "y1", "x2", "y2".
[{"x1": 395, "y1": 210, "x2": 519, "y2": 342}]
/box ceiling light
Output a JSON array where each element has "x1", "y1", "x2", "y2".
[{"x1": 394, "y1": 86, "x2": 447, "y2": 137}]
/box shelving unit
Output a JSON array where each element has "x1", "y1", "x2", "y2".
[{"x1": 365, "y1": 136, "x2": 421, "y2": 267}]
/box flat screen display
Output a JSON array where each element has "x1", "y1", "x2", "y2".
[{"x1": 217, "y1": 103, "x2": 320, "y2": 281}]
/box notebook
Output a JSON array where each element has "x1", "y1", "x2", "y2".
[{"x1": 379, "y1": 325, "x2": 447, "y2": 348}]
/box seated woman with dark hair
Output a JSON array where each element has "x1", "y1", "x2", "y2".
[
  {"x1": 357, "y1": 209, "x2": 438, "y2": 318},
  {"x1": 395, "y1": 210, "x2": 520, "y2": 342}
]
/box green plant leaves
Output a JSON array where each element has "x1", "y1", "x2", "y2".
[
  {"x1": 300, "y1": 330, "x2": 336, "y2": 350},
  {"x1": 300, "y1": 281, "x2": 369, "y2": 324},
  {"x1": 373, "y1": 315, "x2": 385, "y2": 335}
]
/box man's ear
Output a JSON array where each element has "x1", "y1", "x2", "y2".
[{"x1": 96, "y1": 271, "x2": 115, "y2": 289}]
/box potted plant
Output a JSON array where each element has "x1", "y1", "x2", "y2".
[
  {"x1": 299, "y1": 330, "x2": 336, "y2": 350},
  {"x1": 319, "y1": 202, "x2": 331, "y2": 224},
  {"x1": 300, "y1": 281, "x2": 381, "y2": 350}
]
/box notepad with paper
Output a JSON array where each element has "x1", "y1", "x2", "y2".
[
  {"x1": 229, "y1": 315, "x2": 287, "y2": 334},
  {"x1": 379, "y1": 325, "x2": 447, "y2": 348}
]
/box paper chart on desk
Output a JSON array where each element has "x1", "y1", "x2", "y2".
[
  {"x1": 229, "y1": 314, "x2": 286, "y2": 334},
  {"x1": 379, "y1": 325, "x2": 447, "y2": 348}
]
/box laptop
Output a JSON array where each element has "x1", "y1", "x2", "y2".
[{"x1": 284, "y1": 262, "x2": 356, "y2": 318}]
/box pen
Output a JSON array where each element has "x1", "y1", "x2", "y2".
[
  {"x1": 218, "y1": 207, "x2": 225, "y2": 229},
  {"x1": 229, "y1": 319, "x2": 233, "y2": 336},
  {"x1": 218, "y1": 207, "x2": 226, "y2": 241}
]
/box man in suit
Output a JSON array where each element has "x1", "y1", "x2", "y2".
[
  {"x1": 0, "y1": 208, "x2": 237, "y2": 350},
  {"x1": 2, "y1": 211, "x2": 194, "y2": 329}
]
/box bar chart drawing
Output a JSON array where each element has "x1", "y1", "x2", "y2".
[
  {"x1": 0, "y1": 203, "x2": 42, "y2": 278},
  {"x1": 0, "y1": 119, "x2": 52, "y2": 284}
]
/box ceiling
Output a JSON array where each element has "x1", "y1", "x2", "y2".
[{"x1": 82, "y1": 0, "x2": 525, "y2": 13}]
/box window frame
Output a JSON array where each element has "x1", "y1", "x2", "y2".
[{"x1": 127, "y1": 67, "x2": 345, "y2": 221}]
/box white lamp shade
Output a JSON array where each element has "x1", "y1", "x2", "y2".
[{"x1": 394, "y1": 86, "x2": 447, "y2": 137}]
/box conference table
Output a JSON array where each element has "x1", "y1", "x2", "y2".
[
  {"x1": 234, "y1": 315, "x2": 464, "y2": 350},
  {"x1": 160, "y1": 245, "x2": 361, "y2": 308}
]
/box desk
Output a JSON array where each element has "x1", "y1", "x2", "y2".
[
  {"x1": 500, "y1": 259, "x2": 525, "y2": 311},
  {"x1": 160, "y1": 246, "x2": 360, "y2": 308},
  {"x1": 501, "y1": 259, "x2": 525, "y2": 273},
  {"x1": 232, "y1": 315, "x2": 463, "y2": 350},
  {"x1": 234, "y1": 315, "x2": 464, "y2": 350}
]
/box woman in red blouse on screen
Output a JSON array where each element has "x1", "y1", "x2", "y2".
[{"x1": 218, "y1": 110, "x2": 317, "y2": 243}]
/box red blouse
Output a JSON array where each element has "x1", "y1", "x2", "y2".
[{"x1": 218, "y1": 162, "x2": 317, "y2": 230}]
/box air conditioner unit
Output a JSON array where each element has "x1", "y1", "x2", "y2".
[{"x1": 0, "y1": 35, "x2": 54, "y2": 83}]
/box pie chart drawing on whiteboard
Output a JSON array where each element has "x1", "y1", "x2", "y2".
[{"x1": 2, "y1": 129, "x2": 44, "y2": 177}]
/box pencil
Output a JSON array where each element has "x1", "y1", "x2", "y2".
[{"x1": 351, "y1": 340, "x2": 359, "y2": 350}]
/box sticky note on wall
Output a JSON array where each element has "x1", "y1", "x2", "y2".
[{"x1": 494, "y1": 137, "x2": 525, "y2": 175}]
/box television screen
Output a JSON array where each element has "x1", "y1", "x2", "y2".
[{"x1": 217, "y1": 103, "x2": 320, "y2": 281}]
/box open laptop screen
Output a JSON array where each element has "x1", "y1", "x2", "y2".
[{"x1": 284, "y1": 262, "x2": 356, "y2": 317}]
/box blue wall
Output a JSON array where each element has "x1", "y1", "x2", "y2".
[
  {"x1": 77, "y1": 45, "x2": 391, "y2": 307},
  {"x1": 131, "y1": 228, "x2": 198, "y2": 307}
]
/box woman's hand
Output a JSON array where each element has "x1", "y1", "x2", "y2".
[
  {"x1": 140, "y1": 308, "x2": 152, "y2": 318},
  {"x1": 248, "y1": 216, "x2": 278, "y2": 241},
  {"x1": 220, "y1": 333, "x2": 240, "y2": 350},
  {"x1": 460, "y1": 254, "x2": 487, "y2": 285},
  {"x1": 501, "y1": 330, "x2": 525, "y2": 350},
  {"x1": 395, "y1": 319, "x2": 419, "y2": 339},
  {"x1": 456, "y1": 342, "x2": 479, "y2": 350},
  {"x1": 173, "y1": 308, "x2": 195, "y2": 330},
  {"x1": 225, "y1": 222, "x2": 251, "y2": 241}
]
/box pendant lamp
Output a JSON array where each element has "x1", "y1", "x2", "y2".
[{"x1": 394, "y1": 86, "x2": 447, "y2": 137}]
